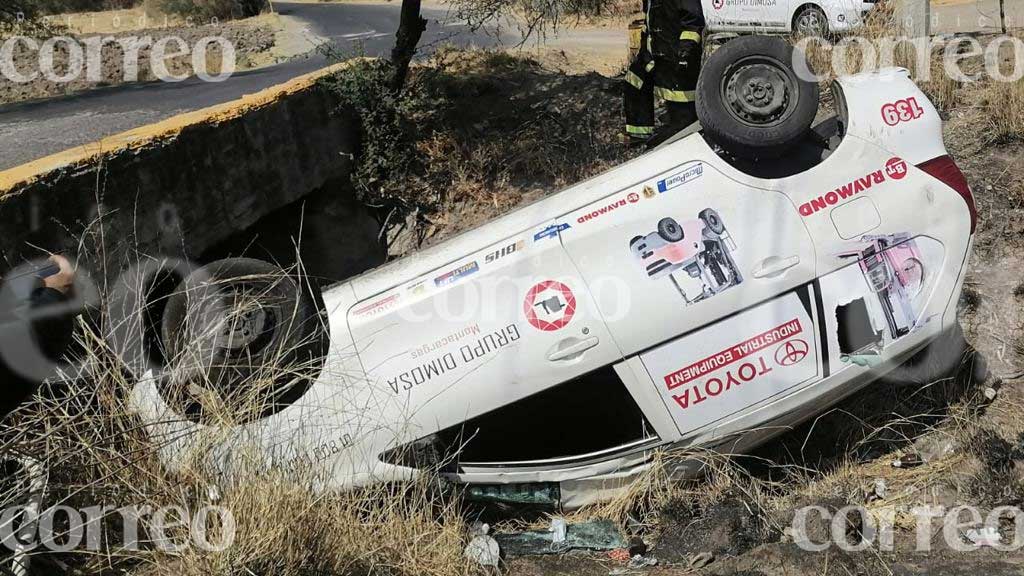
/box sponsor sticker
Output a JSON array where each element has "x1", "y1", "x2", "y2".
[
  {"x1": 798, "y1": 158, "x2": 906, "y2": 217},
  {"x1": 664, "y1": 318, "x2": 803, "y2": 390},
  {"x1": 534, "y1": 223, "x2": 570, "y2": 241},
  {"x1": 643, "y1": 185, "x2": 656, "y2": 199},
  {"x1": 353, "y1": 293, "x2": 401, "y2": 317},
  {"x1": 577, "y1": 198, "x2": 629, "y2": 224},
  {"x1": 388, "y1": 324, "x2": 521, "y2": 394},
  {"x1": 665, "y1": 319, "x2": 807, "y2": 412},
  {"x1": 881, "y1": 97, "x2": 925, "y2": 126},
  {"x1": 410, "y1": 324, "x2": 481, "y2": 359},
  {"x1": 885, "y1": 157, "x2": 908, "y2": 180},
  {"x1": 434, "y1": 261, "x2": 479, "y2": 287},
  {"x1": 656, "y1": 162, "x2": 704, "y2": 193},
  {"x1": 485, "y1": 240, "x2": 524, "y2": 264},
  {"x1": 523, "y1": 280, "x2": 576, "y2": 331}
]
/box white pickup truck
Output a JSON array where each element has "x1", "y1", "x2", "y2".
[{"x1": 705, "y1": 0, "x2": 880, "y2": 36}]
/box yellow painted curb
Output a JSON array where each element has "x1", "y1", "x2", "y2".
[{"x1": 0, "y1": 60, "x2": 355, "y2": 198}]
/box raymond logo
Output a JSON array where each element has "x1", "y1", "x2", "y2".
[
  {"x1": 578, "y1": 198, "x2": 628, "y2": 224},
  {"x1": 627, "y1": 192, "x2": 640, "y2": 203},
  {"x1": 798, "y1": 159, "x2": 906, "y2": 217}
]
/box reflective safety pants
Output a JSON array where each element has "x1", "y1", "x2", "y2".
[{"x1": 624, "y1": 29, "x2": 702, "y2": 139}]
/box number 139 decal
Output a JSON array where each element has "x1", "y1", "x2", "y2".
[{"x1": 881, "y1": 97, "x2": 925, "y2": 126}]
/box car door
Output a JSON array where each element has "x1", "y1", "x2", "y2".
[
  {"x1": 559, "y1": 159, "x2": 819, "y2": 436},
  {"x1": 705, "y1": 0, "x2": 789, "y2": 31},
  {"x1": 346, "y1": 221, "x2": 623, "y2": 450},
  {"x1": 703, "y1": 0, "x2": 740, "y2": 31}
]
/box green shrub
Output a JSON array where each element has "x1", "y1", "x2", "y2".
[{"x1": 319, "y1": 60, "x2": 440, "y2": 214}]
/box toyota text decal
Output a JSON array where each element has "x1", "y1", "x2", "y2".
[{"x1": 524, "y1": 281, "x2": 576, "y2": 331}]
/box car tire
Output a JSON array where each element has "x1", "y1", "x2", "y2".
[
  {"x1": 793, "y1": 5, "x2": 828, "y2": 37},
  {"x1": 658, "y1": 218, "x2": 685, "y2": 242},
  {"x1": 696, "y1": 35, "x2": 819, "y2": 159},
  {"x1": 160, "y1": 257, "x2": 326, "y2": 423},
  {"x1": 699, "y1": 208, "x2": 726, "y2": 235}
]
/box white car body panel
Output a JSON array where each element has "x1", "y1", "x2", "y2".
[
  {"x1": 131, "y1": 68, "x2": 974, "y2": 505},
  {"x1": 703, "y1": 0, "x2": 876, "y2": 34}
]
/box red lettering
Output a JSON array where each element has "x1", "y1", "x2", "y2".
[
  {"x1": 738, "y1": 362, "x2": 757, "y2": 381},
  {"x1": 873, "y1": 170, "x2": 885, "y2": 184},
  {"x1": 706, "y1": 377, "x2": 723, "y2": 397},
  {"x1": 825, "y1": 191, "x2": 839, "y2": 205},
  {"x1": 692, "y1": 385, "x2": 707, "y2": 405},
  {"x1": 799, "y1": 202, "x2": 814, "y2": 216},
  {"x1": 724, "y1": 370, "x2": 741, "y2": 390},
  {"x1": 837, "y1": 183, "x2": 855, "y2": 199},
  {"x1": 673, "y1": 389, "x2": 689, "y2": 409}
]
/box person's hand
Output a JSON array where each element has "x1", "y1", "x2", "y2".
[{"x1": 42, "y1": 254, "x2": 75, "y2": 295}]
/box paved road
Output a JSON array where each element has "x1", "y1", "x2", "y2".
[
  {"x1": 0, "y1": 2, "x2": 504, "y2": 171},
  {"x1": 933, "y1": 0, "x2": 1022, "y2": 34}
]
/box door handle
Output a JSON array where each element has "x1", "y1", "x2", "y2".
[
  {"x1": 752, "y1": 255, "x2": 800, "y2": 279},
  {"x1": 547, "y1": 337, "x2": 599, "y2": 362}
]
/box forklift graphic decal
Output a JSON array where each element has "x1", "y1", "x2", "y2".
[
  {"x1": 836, "y1": 233, "x2": 925, "y2": 360},
  {"x1": 629, "y1": 208, "x2": 743, "y2": 305}
]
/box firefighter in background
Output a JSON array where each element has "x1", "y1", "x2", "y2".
[{"x1": 624, "y1": 0, "x2": 705, "y2": 143}]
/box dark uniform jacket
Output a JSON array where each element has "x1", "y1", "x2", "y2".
[{"x1": 0, "y1": 278, "x2": 75, "y2": 418}]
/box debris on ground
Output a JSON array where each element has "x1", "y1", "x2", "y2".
[
  {"x1": 892, "y1": 453, "x2": 925, "y2": 468},
  {"x1": 628, "y1": 554, "x2": 658, "y2": 568},
  {"x1": 551, "y1": 517, "x2": 568, "y2": 545},
  {"x1": 912, "y1": 434, "x2": 960, "y2": 463},
  {"x1": 469, "y1": 521, "x2": 491, "y2": 537},
  {"x1": 465, "y1": 534, "x2": 501, "y2": 568},
  {"x1": 688, "y1": 552, "x2": 714, "y2": 569},
  {"x1": 866, "y1": 478, "x2": 888, "y2": 502},
  {"x1": 965, "y1": 526, "x2": 1003, "y2": 547},
  {"x1": 494, "y1": 519, "x2": 627, "y2": 556},
  {"x1": 606, "y1": 548, "x2": 631, "y2": 562}
]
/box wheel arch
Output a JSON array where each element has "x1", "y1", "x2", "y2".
[{"x1": 790, "y1": 2, "x2": 826, "y2": 31}]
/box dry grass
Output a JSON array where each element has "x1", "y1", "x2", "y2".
[
  {"x1": 0, "y1": 261, "x2": 475, "y2": 576},
  {"x1": 977, "y1": 77, "x2": 1024, "y2": 142}
]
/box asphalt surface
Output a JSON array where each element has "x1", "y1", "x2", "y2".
[{"x1": 0, "y1": 2, "x2": 505, "y2": 171}]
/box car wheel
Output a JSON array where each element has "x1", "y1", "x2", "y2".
[
  {"x1": 696, "y1": 35, "x2": 819, "y2": 159},
  {"x1": 699, "y1": 208, "x2": 726, "y2": 235},
  {"x1": 794, "y1": 5, "x2": 828, "y2": 37},
  {"x1": 658, "y1": 218, "x2": 685, "y2": 242},
  {"x1": 160, "y1": 258, "x2": 326, "y2": 423}
]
